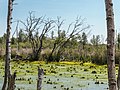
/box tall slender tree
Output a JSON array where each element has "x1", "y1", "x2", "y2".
[
  {"x1": 2, "y1": 0, "x2": 14, "y2": 90},
  {"x1": 104, "y1": 0, "x2": 117, "y2": 90}
]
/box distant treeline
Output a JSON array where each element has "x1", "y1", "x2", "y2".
[{"x1": 0, "y1": 13, "x2": 120, "y2": 65}]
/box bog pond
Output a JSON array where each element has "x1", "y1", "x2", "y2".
[{"x1": 0, "y1": 60, "x2": 112, "y2": 90}]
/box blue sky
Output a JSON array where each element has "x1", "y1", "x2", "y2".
[{"x1": 0, "y1": 0, "x2": 120, "y2": 41}]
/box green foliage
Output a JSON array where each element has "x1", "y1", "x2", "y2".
[
  {"x1": 11, "y1": 37, "x2": 16, "y2": 44},
  {"x1": 18, "y1": 29, "x2": 27, "y2": 42},
  {"x1": 91, "y1": 51, "x2": 107, "y2": 65},
  {"x1": 82, "y1": 32, "x2": 87, "y2": 45},
  {"x1": 1, "y1": 14, "x2": 119, "y2": 65},
  {"x1": 81, "y1": 32, "x2": 87, "y2": 49},
  {"x1": 0, "y1": 33, "x2": 7, "y2": 44},
  {"x1": 0, "y1": 37, "x2": 2, "y2": 43},
  {"x1": 0, "y1": 32, "x2": 111, "y2": 65},
  {"x1": 90, "y1": 35, "x2": 101, "y2": 46},
  {"x1": 117, "y1": 33, "x2": 120, "y2": 49},
  {"x1": 1, "y1": 33, "x2": 120, "y2": 65},
  {"x1": 115, "y1": 51, "x2": 120, "y2": 64}
]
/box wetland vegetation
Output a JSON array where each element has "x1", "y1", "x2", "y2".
[
  {"x1": 0, "y1": 60, "x2": 110, "y2": 90},
  {"x1": 0, "y1": 11, "x2": 120, "y2": 90},
  {"x1": 0, "y1": 0, "x2": 120, "y2": 90}
]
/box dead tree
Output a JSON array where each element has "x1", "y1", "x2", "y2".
[
  {"x1": 48, "y1": 17, "x2": 90, "y2": 62},
  {"x1": 37, "y1": 67, "x2": 44, "y2": 90},
  {"x1": 2, "y1": 0, "x2": 13, "y2": 89},
  {"x1": 105, "y1": 0, "x2": 117, "y2": 90},
  {"x1": 2, "y1": 0, "x2": 17, "y2": 90},
  {"x1": 7, "y1": 72, "x2": 16, "y2": 90},
  {"x1": 20, "y1": 12, "x2": 54, "y2": 61}
]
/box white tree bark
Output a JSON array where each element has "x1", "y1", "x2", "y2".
[
  {"x1": 105, "y1": 0, "x2": 117, "y2": 90},
  {"x1": 2, "y1": 0, "x2": 13, "y2": 90}
]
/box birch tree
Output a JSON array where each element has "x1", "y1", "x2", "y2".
[{"x1": 104, "y1": 0, "x2": 117, "y2": 90}]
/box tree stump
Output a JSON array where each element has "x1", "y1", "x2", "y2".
[
  {"x1": 7, "y1": 71, "x2": 16, "y2": 90},
  {"x1": 37, "y1": 67, "x2": 44, "y2": 90}
]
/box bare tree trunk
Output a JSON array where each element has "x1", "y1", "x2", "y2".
[
  {"x1": 2, "y1": 0, "x2": 13, "y2": 90},
  {"x1": 37, "y1": 67, "x2": 44, "y2": 90},
  {"x1": 105, "y1": 0, "x2": 117, "y2": 90},
  {"x1": 7, "y1": 71, "x2": 16, "y2": 90}
]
